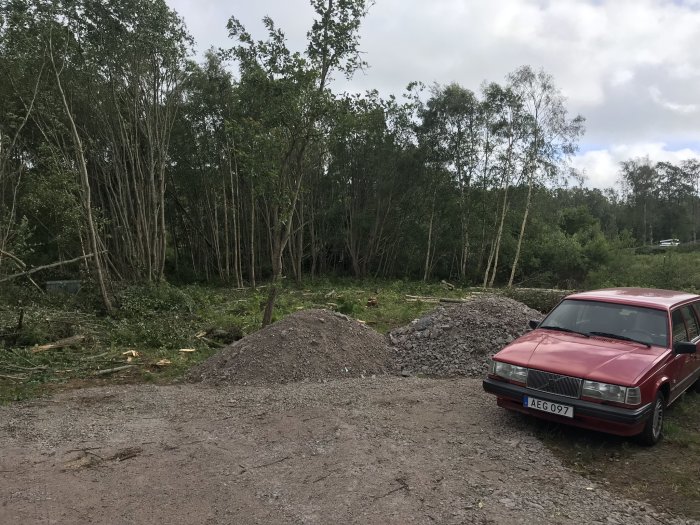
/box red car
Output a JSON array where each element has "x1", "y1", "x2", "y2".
[{"x1": 483, "y1": 288, "x2": 700, "y2": 445}]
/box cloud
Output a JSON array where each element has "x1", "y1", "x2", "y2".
[
  {"x1": 649, "y1": 86, "x2": 699, "y2": 114},
  {"x1": 573, "y1": 143, "x2": 700, "y2": 189}
]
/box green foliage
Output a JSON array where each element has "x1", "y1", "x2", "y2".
[
  {"x1": 586, "y1": 250, "x2": 700, "y2": 292},
  {"x1": 513, "y1": 203, "x2": 613, "y2": 288},
  {"x1": 336, "y1": 295, "x2": 362, "y2": 315},
  {"x1": 116, "y1": 283, "x2": 195, "y2": 317}
]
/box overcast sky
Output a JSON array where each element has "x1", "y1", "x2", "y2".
[{"x1": 165, "y1": 0, "x2": 700, "y2": 189}]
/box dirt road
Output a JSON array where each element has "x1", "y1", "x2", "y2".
[{"x1": 0, "y1": 378, "x2": 694, "y2": 524}]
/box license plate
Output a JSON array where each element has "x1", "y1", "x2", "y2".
[{"x1": 523, "y1": 396, "x2": 574, "y2": 418}]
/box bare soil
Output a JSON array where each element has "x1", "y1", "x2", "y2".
[{"x1": 1, "y1": 378, "x2": 694, "y2": 525}]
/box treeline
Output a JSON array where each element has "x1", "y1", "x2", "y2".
[{"x1": 0, "y1": 0, "x2": 698, "y2": 305}]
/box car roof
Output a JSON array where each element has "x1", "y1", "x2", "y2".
[{"x1": 565, "y1": 287, "x2": 700, "y2": 310}]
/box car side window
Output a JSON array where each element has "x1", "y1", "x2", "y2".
[
  {"x1": 681, "y1": 305, "x2": 700, "y2": 341},
  {"x1": 692, "y1": 301, "x2": 700, "y2": 331},
  {"x1": 672, "y1": 309, "x2": 688, "y2": 342}
]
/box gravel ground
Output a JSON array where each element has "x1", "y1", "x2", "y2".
[
  {"x1": 390, "y1": 296, "x2": 541, "y2": 377},
  {"x1": 0, "y1": 378, "x2": 694, "y2": 525}
]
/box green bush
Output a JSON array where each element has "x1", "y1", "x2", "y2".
[
  {"x1": 586, "y1": 251, "x2": 700, "y2": 293},
  {"x1": 336, "y1": 295, "x2": 362, "y2": 315},
  {"x1": 116, "y1": 283, "x2": 195, "y2": 317}
]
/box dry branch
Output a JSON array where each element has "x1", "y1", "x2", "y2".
[
  {"x1": 0, "y1": 252, "x2": 103, "y2": 283},
  {"x1": 94, "y1": 365, "x2": 135, "y2": 376},
  {"x1": 405, "y1": 295, "x2": 469, "y2": 304},
  {"x1": 0, "y1": 249, "x2": 26, "y2": 268},
  {"x1": 0, "y1": 374, "x2": 28, "y2": 381},
  {"x1": 32, "y1": 335, "x2": 86, "y2": 353},
  {"x1": 0, "y1": 250, "x2": 44, "y2": 293}
]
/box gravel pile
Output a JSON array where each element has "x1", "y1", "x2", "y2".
[
  {"x1": 389, "y1": 294, "x2": 540, "y2": 377},
  {"x1": 188, "y1": 309, "x2": 393, "y2": 385}
]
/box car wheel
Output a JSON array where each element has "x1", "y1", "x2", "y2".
[{"x1": 637, "y1": 391, "x2": 665, "y2": 446}]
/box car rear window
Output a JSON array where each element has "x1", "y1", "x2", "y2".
[{"x1": 542, "y1": 299, "x2": 668, "y2": 347}]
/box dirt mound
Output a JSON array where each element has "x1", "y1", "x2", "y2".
[
  {"x1": 389, "y1": 295, "x2": 540, "y2": 377},
  {"x1": 188, "y1": 309, "x2": 393, "y2": 385}
]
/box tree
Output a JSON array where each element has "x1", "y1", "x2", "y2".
[
  {"x1": 619, "y1": 157, "x2": 659, "y2": 244},
  {"x1": 225, "y1": 0, "x2": 371, "y2": 326},
  {"x1": 418, "y1": 83, "x2": 482, "y2": 280},
  {"x1": 506, "y1": 66, "x2": 585, "y2": 287},
  {"x1": 481, "y1": 82, "x2": 527, "y2": 287}
]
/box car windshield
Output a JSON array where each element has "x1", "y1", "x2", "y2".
[{"x1": 540, "y1": 299, "x2": 668, "y2": 347}]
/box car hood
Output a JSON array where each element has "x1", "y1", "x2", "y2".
[{"x1": 495, "y1": 330, "x2": 667, "y2": 385}]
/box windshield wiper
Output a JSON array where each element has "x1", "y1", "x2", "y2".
[
  {"x1": 539, "y1": 325, "x2": 590, "y2": 338},
  {"x1": 588, "y1": 331, "x2": 651, "y2": 348}
]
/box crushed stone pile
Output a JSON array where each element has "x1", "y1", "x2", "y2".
[
  {"x1": 389, "y1": 295, "x2": 540, "y2": 377},
  {"x1": 188, "y1": 309, "x2": 393, "y2": 385}
]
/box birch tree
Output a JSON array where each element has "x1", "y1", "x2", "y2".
[{"x1": 506, "y1": 66, "x2": 584, "y2": 287}]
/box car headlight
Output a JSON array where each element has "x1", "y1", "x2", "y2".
[
  {"x1": 582, "y1": 380, "x2": 641, "y2": 405},
  {"x1": 490, "y1": 360, "x2": 528, "y2": 383}
]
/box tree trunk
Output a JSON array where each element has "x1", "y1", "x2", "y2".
[
  {"x1": 50, "y1": 41, "x2": 113, "y2": 314},
  {"x1": 423, "y1": 190, "x2": 436, "y2": 282},
  {"x1": 249, "y1": 182, "x2": 256, "y2": 288},
  {"x1": 223, "y1": 179, "x2": 230, "y2": 281},
  {"x1": 296, "y1": 195, "x2": 304, "y2": 283},
  {"x1": 508, "y1": 178, "x2": 533, "y2": 287},
  {"x1": 485, "y1": 182, "x2": 509, "y2": 288}
]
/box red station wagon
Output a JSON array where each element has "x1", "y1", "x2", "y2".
[{"x1": 483, "y1": 288, "x2": 700, "y2": 445}]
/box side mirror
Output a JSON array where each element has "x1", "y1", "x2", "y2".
[
  {"x1": 673, "y1": 341, "x2": 697, "y2": 355},
  {"x1": 528, "y1": 319, "x2": 541, "y2": 330}
]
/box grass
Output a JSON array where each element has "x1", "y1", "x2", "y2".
[
  {"x1": 530, "y1": 391, "x2": 700, "y2": 520},
  {"x1": 0, "y1": 278, "x2": 487, "y2": 403}
]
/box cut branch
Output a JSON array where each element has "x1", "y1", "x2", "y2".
[
  {"x1": 94, "y1": 365, "x2": 135, "y2": 376},
  {"x1": 0, "y1": 252, "x2": 103, "y2": 283},
  {"x1": 32, "y1": 335, "x2": 86, "y2": 354}
]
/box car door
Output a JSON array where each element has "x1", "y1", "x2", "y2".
[{"x1": 669, "y1": 305, "x2": 700, "y2": 400}]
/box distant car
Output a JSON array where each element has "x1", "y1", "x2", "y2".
[
  {"x1": 483, "y1": 288, "x2": 700, "y2": 445},
  {"x1": 659, "y1": 239, "x2": 680, "y2": 247}
]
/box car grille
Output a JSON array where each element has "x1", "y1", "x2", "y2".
[{"x1": 526, "y1": 369, "x2": 582, "y2": 398}]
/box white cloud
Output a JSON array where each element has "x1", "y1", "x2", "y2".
[
  {"x1": 610, "y1": 69, "x2": 635, "y2": 87},
  {"x1": 573, "y1": 143, "x2": 700, "y2": 189}
]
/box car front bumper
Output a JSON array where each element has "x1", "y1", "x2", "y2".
[{"x1": 483, "y1": 377, "x2": 653, "y2": 436}]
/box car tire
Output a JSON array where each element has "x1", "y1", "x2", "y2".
[{"x1": 637, "y1": 391, "x2": 665, "y2": 446}]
